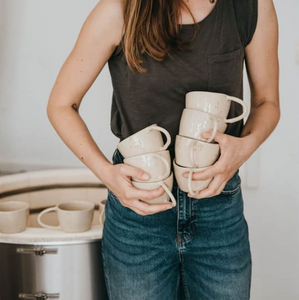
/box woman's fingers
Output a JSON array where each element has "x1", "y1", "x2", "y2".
[
  {"x1": 183, "y1": 163, "x2": 220, "y2": 181},
  {"x1": 127, "y1": 199, "x2": 173, "y2": 216},
  {"x1": 129, "y1": 186, "x2": 165, "y2": 201},
  {"x1": 120, "y1": 164, "x2": 151, "y2": 181},
  {"x1": 188, "y1": 176, "x2": 225, "y2": 199}
]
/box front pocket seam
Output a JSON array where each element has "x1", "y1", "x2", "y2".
[{"x1": 220, "y1": 183, "x2": 241, "y2": 196}]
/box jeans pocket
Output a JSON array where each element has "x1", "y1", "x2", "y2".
[
  {"x1": 220, "y1": 170, "x2": 242, "y2": 196},
  {"x1": 220, "y1": 183, "x2": 241, "y2": 196}
]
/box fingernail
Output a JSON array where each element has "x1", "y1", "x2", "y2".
[
  {"x1": 142, "y1": 173, "x2": 150, "y2": 180},
  {"x1": 167, "y1": 206, "x2": 172, "y2": 209}
]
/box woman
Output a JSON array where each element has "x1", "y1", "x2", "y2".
[{"x1": 47, "y1": 0, "x2": 280, "y2": 299}]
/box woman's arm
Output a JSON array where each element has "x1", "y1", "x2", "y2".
[
  {"x1": 184, "y1": 0, "x2": 280, "y2": 198},
  {"x1": 47, "y1": 0, "x2": 123, "y2": 179},
  {"x1": 47, "y1": 0, "x2": 172, "y2": 215}
]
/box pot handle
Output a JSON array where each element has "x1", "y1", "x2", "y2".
[
  {"x1": 37, "y1": 207, "x2": 60, "y2": 230},
  {"x1": 18, "y1": 292, "x2": 60, "y2": 299}
]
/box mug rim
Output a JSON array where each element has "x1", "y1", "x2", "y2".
[
  {"x1": 123, "y1": 149, "x2": 170, "y2": 162},
  {"x1": 173, "y1": 159, "x2": 209, "y2": 172},
  {"x1": 176, "y1": 134, "x2": 219, "y2": 146},
  {"x1": 117, "y1": 123, "x2": 158, "y2": 148},
  {"x1": 186, "y1": 91, "x2": 230, "y2": 98},
  {"x1": 132, "y1": 172, "x2": 173, "y2": 188},
  {"x1": 57, "y1": 201, "x2": 94, "y2": 212},
  {"x1": 182, "y1": 108, "x2": 227, "y2": 126},
  {"x1": 0, "y1": 201, "x2": 29, "y2": 213}
]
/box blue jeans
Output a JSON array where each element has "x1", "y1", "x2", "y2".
[{"x1": 102, "y1": 149, "x2": 252, "y2": 300}]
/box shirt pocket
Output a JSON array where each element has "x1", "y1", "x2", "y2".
[{"x1": 207, "y1": 48, "x2": 244, "y2": 94}]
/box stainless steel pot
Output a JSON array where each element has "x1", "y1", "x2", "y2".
[
  {"x1": 0, "y1": 168, "x2": 109, "y2": 300},
  {"x1": 0, "y1": 239, "x2": 108, "y2": 300}
]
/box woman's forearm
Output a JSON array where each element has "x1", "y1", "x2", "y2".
[
  {"x1": 47, "y1": 105, "x2": 112, "y2": 182},
  {"x1": 240, "y1": 98, "x2": 280, "y2": 156}
]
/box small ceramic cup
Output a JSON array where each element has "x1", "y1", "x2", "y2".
[
  {"x1": 173, "y1": 159, "x2": 212, "y2": 197},
  {"x1": 179, "y1": 108, "x2": 227, "y2": 143},
  {"x1": 0, "y1": 201, "x2": 29, "y2": 234},
  {"x1": 99, "y1": 199, "x2": 107, "y2": 225},
  {"x1": 132, "y1": 172, "x2": 176, "y2": 207},
  {"x1": 175, "y1": 135, "x2": 220, "y2": 168},
  {"x1": 117, "y1": 124, "x2": 171, "y2": 158},
  {"x1": 124, "y1": 150, "x2": 171, "y2": 182},
  {"x1": 38, "y1": 201, "x2": 95, "y2": 233},
  {"x1": 186, "y1": 91, "x2": 248, "y2": 123}
]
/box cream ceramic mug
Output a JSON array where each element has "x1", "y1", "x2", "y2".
[
  {"x1": 186, "y1": 91, "x2": 248, "y2": 123},
  {"x1": 175, "y1": 135, "x2": 220, "y2": 168},
  {"x1": 0, "y1": 201, "x2": 29, "y2": 234},
  {"x1": 173, "y1": 159, "x2": 212, "y2": 197},
  {"x1": 117, "y1": 124, "x2": 171, "y2": 158},
  {"x1": 179, "y1": 109, "x2": 227, "y2": 143},
  {"x1": 38, "y1": 201, "x2": 94, "y2": 233},
  {"x1": 132, "y1": 172, "x2": 176, "y2": 207},
  {"x1": 124, "y1": 150, "x2": 171, "y2": 182}
]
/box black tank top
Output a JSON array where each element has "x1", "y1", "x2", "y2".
[{"x1": 107, "y1": 0, "x2": 258, "y2": 159}]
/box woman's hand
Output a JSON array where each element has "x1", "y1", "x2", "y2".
[
  {"x1": 101, "y1": 163, "x2": 173, "y2": 215},
  {"x1": 183, "y1": 130, "x2": 256, "y2": 199}
]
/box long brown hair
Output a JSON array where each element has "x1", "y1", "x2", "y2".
[{"x1": 121, "y1": 0, "x2": 199, "y2": 74}]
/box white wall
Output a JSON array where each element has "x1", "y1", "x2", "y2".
[
  {"x1": 0, "y1": 0, "x2": 298, "y2": 299},
  {"x1": 0, "y1": 0, "x2": 118, "y2": 172},
  {"x1": 242, "y1": 1, "x2": 299, "y2": 299}
]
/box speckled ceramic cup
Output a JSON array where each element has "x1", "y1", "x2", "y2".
[
  {"x1": 179, "y1": 109, "x2": 227, "y2": 143},
  {"x1": 173, "y1": 159, "x2": 212, "y2": 197},
  {"x1": 132, "y1": 172, "x2": 176, "y2": 207},
  {"x1": 38, "y1": 201, "x2": 94, "y2": 233},
  {"x1": 124, "y1": 150, "x2": 171, "y2": 182},
  {"x1": 185, "y1": 91, "x2": 248, "y2": 123},
  {"x1": 0, "y1": 201, "x2": 29, "y2": 234},
  {"x1": 117, "y1": 124, "x2": 171, "y2": 158},
  {"x1": 175, "y1": 135, "x2": 220, "y2": 168}
]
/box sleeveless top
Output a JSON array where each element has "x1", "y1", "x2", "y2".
[{"x1": 107, "y1": 0, "x2": 258, "y2": 159}]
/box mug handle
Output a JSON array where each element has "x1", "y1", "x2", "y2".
[
  {"x1": 151, "y1": 153, "x2": 170, "y2": 180},
  {"x1": 200, "y1": 119, "x2": 217, "y2": 143},
  {"x1": 149, "y1": 125, "x2": 171, "y2": 151},
  {"x1": 187, "y1": 170, "x2": 200, "y2": 197},
  {"x1": 190, "y1": 140, "x2": 198, "y2": 167},
  {"x1": 37, "y1": 207, "x2": 60, "y2": 230},
  {"x1": 224, "y1": 96, "x2": 248, "y2": 123},
  {"x1": 160, "y1": 182, "x2": 177, "y2": 207},
  {"x1": 99, "y1": 200, "x2": 106, "y2": 224}
]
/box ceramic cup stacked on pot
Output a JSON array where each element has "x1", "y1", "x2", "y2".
[
  {"x1": 174, "y1": 91, "x2": 248, "y2": 197},
  {"x1": 117, "y1": 124, "x2": 177, "y2": 207}
]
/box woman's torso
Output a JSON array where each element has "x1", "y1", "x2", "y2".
[{"x1": 107, "y1": 0, "x2": 257, "y2": 159}]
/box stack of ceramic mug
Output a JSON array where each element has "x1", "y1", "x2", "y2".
[
  {"x1": 117, "y1": 124, "x2": 177, "y2": 207},
  {"x1": 174, "y1": 91, "x2": 248, "y2": 197}
]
